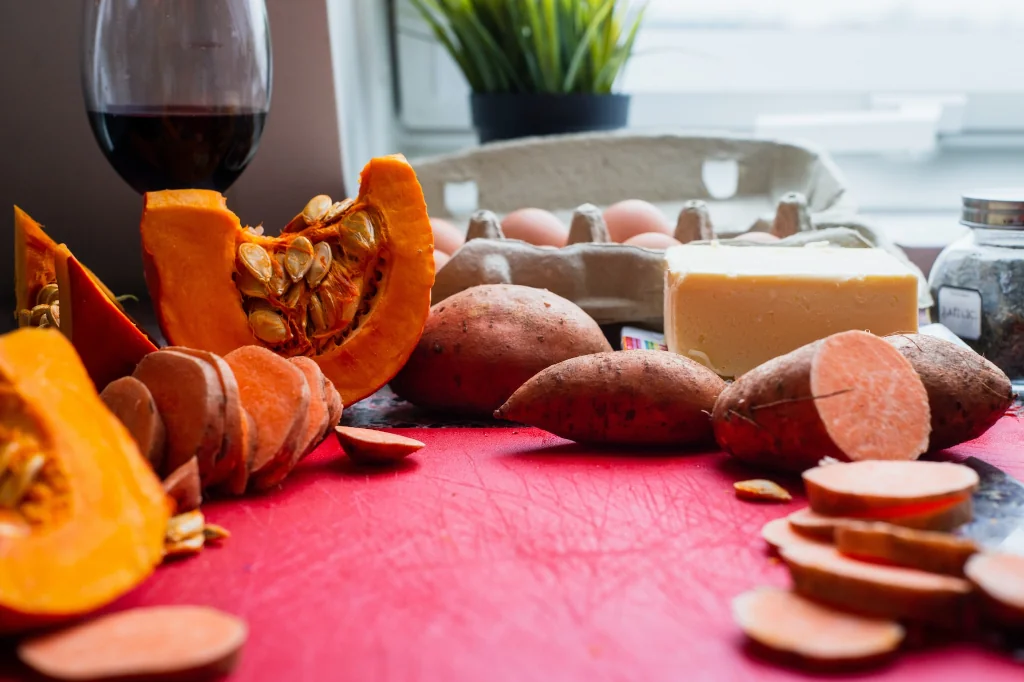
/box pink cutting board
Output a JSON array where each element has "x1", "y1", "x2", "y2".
[{"x1": 3, "y1": 419, "x2": 1024, "y2": 682}]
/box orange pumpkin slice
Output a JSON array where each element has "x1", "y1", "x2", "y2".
[{"x1": 139, "y1": 154, "x2": 435, "y2": 406}]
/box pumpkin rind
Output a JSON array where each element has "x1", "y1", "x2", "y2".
[
  {"x1": 0, "y1": 328, "x2": 169, "y2": 634},
  {"x1": 140, "y1": 154, "x2": 435, "y2": 405}
]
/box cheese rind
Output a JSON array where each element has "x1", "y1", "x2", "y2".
[{"x1": 664, "y1": 244, "x2": 919, "y2": 377}]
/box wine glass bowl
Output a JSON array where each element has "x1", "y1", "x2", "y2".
[{"x1": 81, "y1": 0, "x2": 272, "y2": 194}]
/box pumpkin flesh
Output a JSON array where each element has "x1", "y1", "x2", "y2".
[
  {"x1": 0, "y1": 328, "x2": 169, "y2": 634},
  {"x1": 140, "y1": 154, "x2": 435, "y2": 405}
]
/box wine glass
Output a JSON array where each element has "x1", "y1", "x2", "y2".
[{"x1": 81, "y1": 0, "x2": 272, "y2": 194}]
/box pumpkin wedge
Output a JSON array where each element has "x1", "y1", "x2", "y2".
[
  {"x1": 54, "y1": 246, "x2": 159, "y2": 391},
  {"x1": 0, "y1": 328, "x2": 169, "y2": 634},
  {"x1": 140, "y1": 154, "x2": 435, "y2": 405}
]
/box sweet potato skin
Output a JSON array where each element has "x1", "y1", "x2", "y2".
[
  {"x1": 390, "y1": 284, "x2": 612, "y2": 417},
  {"x1": 494, "y1": 350, "x2": 724, "y2": 446},
  {"x1": 885, "y1": 333, "x2": 1013, "y2": 451}
]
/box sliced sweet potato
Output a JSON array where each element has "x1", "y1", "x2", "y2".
[
  {"x1": 289, "y1": 356, "x2": 330, "y2": 458},
  {"x1": 712, "y1": 330, "x2": 931, "y2": 472},
  {"x1": 218, "y1": 409, "x2": 258, "y2": 497},
  {"x1": 163, "y1": 457, "x2": 202, "y2": 514},
  {"x1": 224, "y1": 346, "x2": 309, "y2": 492},
  {"x1": 788, "y1": 498, "x2": 974, "y2": 543},
  {"x1": 803, "y1": 460, "x2": 979, "y2": 518},
  {"x1": 17, "y1": 605, "x2": 247, "y2": 682},
  {"x1": 964, "y1": 552, "x2": 1024, "y2": 628},
  {"x1": 762, "y1": 517, "x2": 829, "y2": 552},
  {"x1": 781, "y1": 543, "x2": 973, "y2": 625},
  {"x1": 835, "y1": 521, "x2": 977, "y2": 577},
  {"x1": 99, "y1": 375, "x2": 167, "y2": 471},
  {"x1": 167, "y1": 347, "x2": 245, "y2": 489},
  {"x1": 335, "y1": 426, "x2": 424, "y2": 463},
  {"x1": 323, "y1": 377, "x2": 343, "y2": 437},
  {"x1": 733, "y1": 586, "x2": 905, "y2": 671},
  {"x1": 132, "y1": 350, "x2": 225, "y2": 480},
  {"x1": 735, "y1": 479, "x2": 792, "y2": 502}
]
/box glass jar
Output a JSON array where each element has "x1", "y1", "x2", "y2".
[{"x1": 929, "y1": 190, "x2": 1024, "y2": 382}]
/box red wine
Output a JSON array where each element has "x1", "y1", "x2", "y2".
[{"x1": 87, "y1": 106, "x2": 268, "y2": 194}]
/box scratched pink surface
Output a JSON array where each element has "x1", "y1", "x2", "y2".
[{"x1": 2, "y1": 419, "x2": 1024, "y2": 682}]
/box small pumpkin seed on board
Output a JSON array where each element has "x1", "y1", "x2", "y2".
[{"x1": 735, "y1": 479, "x2": 793, "y2": 503}]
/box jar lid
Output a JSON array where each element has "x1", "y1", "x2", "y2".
[{"x1": 961, "y1": 189, "x2": 1024, "y2": 229}]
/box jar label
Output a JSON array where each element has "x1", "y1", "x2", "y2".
[{"x1": 938, "y1": 286, "x2": 982, "y2": 341}]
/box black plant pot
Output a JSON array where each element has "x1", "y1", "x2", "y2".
[{"x1": 470, "y1": 92, "x2": 630, "y2": 144}]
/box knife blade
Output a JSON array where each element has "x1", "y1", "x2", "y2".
[{"x1": 958, "y1": 456, "x2": 1024, "y2": 556}]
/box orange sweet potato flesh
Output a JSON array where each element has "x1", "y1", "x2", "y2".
[
  {"x1": 885, "y1": 333, "x2": 1014, "y2": 451},
  {"x1": 140, "y1": 154, "x2": 435, "y2": 407},
  {"x1": 733, "y1": 586, "x2": 905, "y2": 671},
  {"x1": 224, "y1": 346, "x2": 310, "y2": 492},
  {"x1": 100, "y1": 376, "x2": 167, "y2": 472},
  {"x1": 132, "y1": 350, "x2": 226, "y2": 482},
  {"x1": 781, "y1": 543, "x2": 973, "y2": 626},
  {"x1": 0, "y1": 329, "x2": 168, "y2": 634},
  {"x1": 335, "y1": 426, "x2": 424, "y2": 463},
  {"x1": 964, "y1": 552, "x2": 1024, "y2": 628},
  {"x1": 494, "y1": 350, "x2": 725, "y2": 447},
  {"x1": 289, "y1": 357, "x2": 330, "y2": 459},
  {"x1": 218, "y1": 408, "x2": 257, "y2": 498},
  {"x1": 55, "y1": 246, "x2": 159, "y2": 392},
  {"x1": 163, "y1": 457, "x2": 202, "y2": 515},
  {"x1": 835, "y1": 521, "x2": 977, "y2": 577},
  {"x1": 788, "y1": 498, "x2": 974, "y2": 542},
  {"x1": 17, "y1": 605, "x2": 247, "y2": 682},
  {"x1": 803, "y1": 460, "x2": 979, "y2": 518},
  {"x1": 761, "y1": 517, "x2": 829, "y2": 552},
  {"x1": 712, "y1": 330, "x2": 931, "y2": 472}
]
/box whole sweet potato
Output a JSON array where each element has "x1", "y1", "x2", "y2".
[
  {"x1": 390, "y1": 284, "x2": 612, "y2": 416},
  {"x1": 885, "y1": 333, "x2": 1014, "y2": 451},
  {"x1": 494, "y1": 350, "x2": 726, "y2": 446}
]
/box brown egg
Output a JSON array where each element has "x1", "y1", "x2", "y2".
[
  {"x1": 732, "y1": 231, "x2": 781, "y2": 244},
  {"x1": 603, "y1": 200, "x2": 671, "y2": 243},
  {"x1": 433, "y1": 249, "x2": 450, "y2": 271},
  {"x1": 622, "y1": 232, "x2": 683, "y2": 249},
  {"x1": 430, "y1": 217, "x2": 465, "y2": 255},
  {"x1": 500, "y1": 208, "x2": 568, "y2": 247}
]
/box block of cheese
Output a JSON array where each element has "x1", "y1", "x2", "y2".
[{"x1": 664, "y1": 243, "x2": 919, "y2": 377}]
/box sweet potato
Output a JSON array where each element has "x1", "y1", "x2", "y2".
[
  {"x1": 390, "y1": 284, "x2": 612, "y2": 417},
  {"x1": 132, "y1": 350, "x2": 225, "y2": 479},
  {"x1": 335, "y1": 426, "x2": 425, "y2": 463},
  {"x1": 762, "y1": 517, "x2": 829, "y2": 551},
  {"x1": 289, "y1": 357, "x2": 330, "y2": 458},
  {"x1": 224, "y1": 346, "x2": 310, "y2": 493},
  {"x1": 323, "y1": 377, "x2": 343, "y2": 438},
  {"x1": 163, "y1": 457, "x2": 202, "y2": 514},
  {"x1": 712, "y1": 330, "x2": 931, "y2": 472},
  {"x1": 885, "y1": 333, "x2": 1014, "y2": 451},
  {"x1": 803, "y1": 460, "x2": 979, "y2": 517},
  {"x1": 788, "y1": 498, "x2": 974, "y2": 542},
  {"x1": 734, "y1": 479, "x2": 792, "y2": 502},
  {"x1": 17, "y1": 605, "x2": 247, "y2": 682},
  {"x1": 733, "y1": 587, "x2": 904, "y2": 671},
  {"x1": 99, "y1": 375, "x2": 167, "y2": 471},
  {"x1": 493, "y1": 350, "x2": 725, "y2": 446},
  {"x1": 835, "y1": 521, "x2": 978, "y2": 576},
  {"x1": 219, "y1": 408, "x2": 258, "y2": 497},
  {"x1": 964, "y1": 551, "x2": 1024, "y2": 628},
  {"x1": 781, "y1": 543, "x2": 974, "y2": 625}
]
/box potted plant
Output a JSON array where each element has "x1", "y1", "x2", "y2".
[{"x1": 409, "y1": 0, "x2": 648, "y2": 144}]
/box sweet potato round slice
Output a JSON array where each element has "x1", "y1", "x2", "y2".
[
  {"x1": 17, "y1": 605, "x2": 247, "y2": 682},
  {"x1": 163, "y1": 457, "x2": 202, "y2": 514},
  {"x1": 224, "y1": 346, "x2": 309, "y2": 492},
  {"x1": 733, "y1": 586, "x2": 905, "y2": 671},
  {"x1": 964, "y1": 552, "x2": 1024, "y2": 628},
  {"x1": 836, "y1": 521, "x2": 978, "y2": 577},
  {"x1": 789, "y1": 497, "x2": 974, "y2": 542},
  {"x1": 781, "y1": 544, "x2": 973, "y2": 625},
  {"x1": 219, "y1": 408, "x2": 257, "y2": 497},
  {"x1": 335, "y1": 426, "x2": 424, "y2": 463},
  {"x1": 132, "y1": 350, "x2": 225, "y2": 480},
  {"x1": 289, "y1": 357, "x2": 330, "y2": 459},
  {"x1": 762, "y1": 517, "x2": 829, "y2": 552},
  {"x1": 803, "y1": 460, "x2": 979, "y2": 517},
  {"x1": 167, "y1": 347, "x2": 245, "y2": 489},
  {"x1": 99, "y1": 376, "x2": 167, "y2": 471}
]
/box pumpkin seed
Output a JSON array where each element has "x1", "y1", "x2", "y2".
[
  {"x1": 36, "y1": 283, "x2": 59, "y2": 306},
  {"x1": 302, "y1": 195, "x2": 333, "y2": 224},
  {"x1": 203, "y1": 523, "x2": 231, "y2": 543},
  {"x1": 238, "y1": 243, "x2": 273, "y2": 283},
  {"x1": 282, "y1": 280, "x2": 305, "y2": 308},
  {"x1": 285, "y1": 236, "x2": 315, "y2": 282},
  {"x1": 244, "y1": 224, "x2": 265, "y2": 237},
  {"x1": 269, "y1": 253, "x2": 289, "y2": 296},
  {"x1": 0, "y1": 442, "x2": 16, "y2": 482},
  {"x1": 16, "y1": 309, "x2": 31, "y2": 328},
  {"x1": 166, "y1": 509, "x2": 205, "y2": 544},
  {"x1": 163, "y1": 533, "x2": 205, "y2": 559},
  {"x1": 47, "y1": 303, "x2": 60, "y2": 328},
  {"x1": 237, "y1": 269, "x2": 269, "y2": 298},
  {"x1": 29, "y1": 304, "x2": 49, "y2": 326},
  {"x1": 0, "y1": 452, "x2": 44, "y2": 508},
  {"x1": 37, "y1": 317, "x2": 50, "y2": 329},
  {"x1": 306, "y1": 243, "x2": 333, "y2": 288},
  {"x1": 323, "y1": 198, "x2": 354, "y2": 224},
  {"x1": 342, "y1": 212, "x2": 377, "y2": 251},
  {"x1": 340, "y1": 296, "x2": 360, "y2": 327},
  {"x1": 249, "y1": 309, "x2": 291, "y2": 344},
  {"x1": 308, "y1": 293, "x2": 326, "y2": 333}
]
